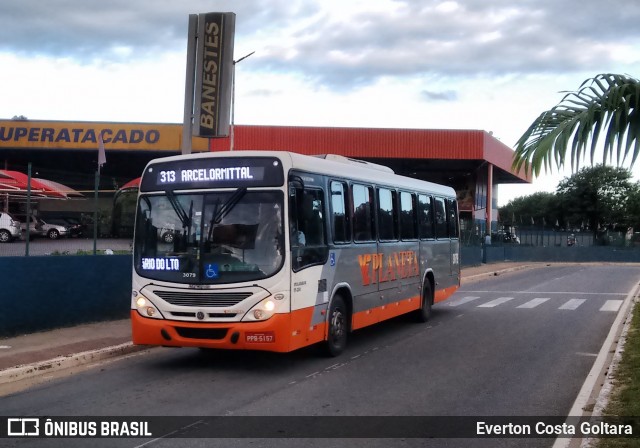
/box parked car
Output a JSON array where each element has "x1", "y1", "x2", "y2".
[
  {"x1": 0, "y1": 212, "x2": 22, "y2": 243},
  {"x1": 16, "y1": 215, "x2": 70, "y2": 240},
  {"x1": 47, "y1": 217, "x2": 84, "y2": 238},
  {"x1": 39, "y1": 219, "x2": 70, "y2": 240}
]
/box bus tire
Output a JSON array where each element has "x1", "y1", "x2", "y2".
[
  {"x1": 323, "y1": 294, "x2": 348, "y2": 357},
  {"x1": 415, "y1": 280, "x2": 433, "y2": 323}
]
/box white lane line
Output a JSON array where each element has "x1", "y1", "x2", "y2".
[
  {"x1": 462, "y1": 290, "x2": 625, "y2": 296},
  {"x1": 448, "y1": 296, "x2": 480, "y2": 307},
  {"x1": 559, "y1": 299, "x2": 586, "y2": 310},
  {"x1": 600, "y1": 300, "x2": 623, "y2": 312},
  {"x1": 478, "y1": 297, "x2": 516, "y2": 308},
  {"x1": 517, "y1": 298, "x2": 551, "y2": 309}
]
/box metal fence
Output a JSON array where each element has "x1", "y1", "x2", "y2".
[{"x1": 1, "y1": 161, "x2": 138, "y2": 257}]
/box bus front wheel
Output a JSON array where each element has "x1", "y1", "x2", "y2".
[{"x1": 324, "y1": 294, "x2": 348, "y2": 357}]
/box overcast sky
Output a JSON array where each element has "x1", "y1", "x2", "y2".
[{"x1": 1, "y1": 0, "x2": 640, "y2": 204}]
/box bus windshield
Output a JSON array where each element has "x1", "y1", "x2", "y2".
[{"x1": 134, "y1": 190, "x2": 284, "y2": 284}]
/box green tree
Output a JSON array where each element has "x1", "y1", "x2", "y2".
[
  {"x1": 556, "y1": 165, "x2": 634, "y2": 241},
  {"x1": 512, "y1": 74, "x2": 640, "y2": 176},
  {"x1": 625, "y1": 183, "x2": 640, "y2": 230},
  {"x1": 499, "y1": 192, "x2": 560, "y2": 228}
]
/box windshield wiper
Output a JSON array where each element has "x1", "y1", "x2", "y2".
[
  {"x1": 212, "y1": 187, "x2": 247, "y2": 225},
  {"x1": 207, "y1": 188, "x2": 247, "y2": 241},
  {"x1": 166, "y1": 190, "x2": 192, "y2": 229}
]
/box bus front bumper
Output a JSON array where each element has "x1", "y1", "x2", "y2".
[{"x1": 131, "y1": 310, "x2": 323, "y2": 353}]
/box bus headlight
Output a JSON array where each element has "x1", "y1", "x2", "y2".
[
  {"x1": 133, "y1": 292, "x2": 163, "y2": 319},
  {"x1": 243, "y1": 298, "x2": 278, "y2": 322}
]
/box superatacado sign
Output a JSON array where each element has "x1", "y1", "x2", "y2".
[{"x1": 0, "y1": 121, "x2": 209, "y2": 151}]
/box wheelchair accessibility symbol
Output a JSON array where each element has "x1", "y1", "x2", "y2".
[
  {"x1": 205, "y1": 264, "x2": 219, "y2": 278},
  {"x1": 330, "y1": 252, "x2": 336, "y2": 267}
]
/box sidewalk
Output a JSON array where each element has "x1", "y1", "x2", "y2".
[{"x1": 0, "y1": 262, "x2": 536, "y2": 384}]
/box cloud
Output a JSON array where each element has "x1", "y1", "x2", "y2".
[
  {"x1": 421, "y1": 89, "x2": 458, "y2": 102},
  {"x1": 0, "y1": 0, "x2": 314, "y2": 61},
  {"x1": 253, "y1": 0, "x2": 640, "y2": 88},
  {"x1": 1, "y1": 0, "x2": 639, "y2": 89}
]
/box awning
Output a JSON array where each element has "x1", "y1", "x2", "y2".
[
  {"x1": 0, "y1": 170, "x2": 82, "y2": 199},
  {"x1": 120, "y1": 177, "x2": 141, "y2": 191}
]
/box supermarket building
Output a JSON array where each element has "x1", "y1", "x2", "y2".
[{"x1": 0, "y1": 119, "x2": 530, "y2": 235}]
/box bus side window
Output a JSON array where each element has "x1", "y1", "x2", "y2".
[
  {"x1": 418, "y1": 194, "x2": 435, "y2": 239},
  {"x1": 352, "y1": 184, "x2": 375, "y2": 242},
  {"x1": 330, "y1": 181, "x2": 350, "y2": 243},
  {"x1": 377, "y1": 187, "x2": 398, "y2": 241},
  {"x1": 446, "y1": 198, "x2": 459, "y2": 238},
  {"x1": 400, "y1": 191, "x2": 417, "y2": 240},
  {"x1": 434, "y1": 197, "x2": 448, "y2": 239},
  {"x1": 301, "y1": 190, "x2": 325, "y2": 246}
]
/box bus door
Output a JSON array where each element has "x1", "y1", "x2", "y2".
[{"x1": 288, "y1": 179, "x2": 329, "y2": 346}]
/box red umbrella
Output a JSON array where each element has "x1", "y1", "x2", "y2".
[{"x1": 0, "y1": 170, "x2": 78, "y2": 199}]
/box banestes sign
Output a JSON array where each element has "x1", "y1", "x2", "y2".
[{"x1": 193, "y1": 12, "x2": 235, "y2": 138}]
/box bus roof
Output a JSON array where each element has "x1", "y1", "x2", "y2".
[{"x1": 145, "y1": 150, "x2": 457, "y2": 198}]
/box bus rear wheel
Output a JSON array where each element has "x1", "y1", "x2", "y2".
[
  {"x1": 324, "y1": 294, "x2": 348, "y2": 357},
  {"x1": 415, "y1": 280, "x2": 433, "y2": 323}
]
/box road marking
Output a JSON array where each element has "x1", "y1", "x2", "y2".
[
  {"x1": 478, "y1": 297, "x2": 516, "y2": 308},
  {"x1": 461, "y1": 290, "x2": 626, "y2": 296},
  {"x1": 517, "y1": 298, "x2": 550, "y2": 309},
  {"x1": 0, "y1": 346, "x2": 11, "y2": 350},
  {"x1": 559, "y1": 299, "x2": 586, "y2": 310},
  {"x1": 600, "y1": 300, "x2": 623, "y2": 312},
  {"x1": 575, "y1": 352, "x2": 598, "y2": 357},
  {"x1": 448, "y1": 296, "x2": 480, "y2": 306}
]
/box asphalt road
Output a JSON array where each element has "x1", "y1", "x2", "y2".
[{"x1": 2, "y1": 264, "x2": 639, "y2": 448}]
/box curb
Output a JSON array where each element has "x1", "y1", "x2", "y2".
[
  {"x1": 461, "y1": 263, "x2": 536, "y2": 284},
  {"x1": 0, "y1": 342, "x2": 147, "y2": 386}
]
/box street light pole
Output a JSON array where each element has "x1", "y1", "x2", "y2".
[{"x1": 230, "y1": 51, "x2": 255, "y2": 151}]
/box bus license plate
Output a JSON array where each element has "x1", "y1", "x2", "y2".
[
  {"x1": 244, "y1": 331, "x2": 276, "y2": 343},
  {"x1": 245, "y1": 332, "x2": 275, "y2": 343}
]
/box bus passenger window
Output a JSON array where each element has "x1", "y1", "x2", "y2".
[
  {"x1": 352, "y1": 184, "x2": 375, "y2": 242},
  {"x1": 446, "y1": 199, "x2": 459, "y2": 238},
  {"x1": 377, "y1": 188, "x2": 398, "y2": 241},
  {"x1": 418, "y1": 195, "x2": 435, "y2": 239},
  {"x1": 434, "y1": 197, "x2": 448, "y2": 239},
  {"x1": 400, "y1": 192, "x2": 417, "y2": 240},
  {"x1": 330, "y1": 181, "x2": 350, "y2": 243}
]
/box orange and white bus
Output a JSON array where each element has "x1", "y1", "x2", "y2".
[{"x1": 131, "y1": 151, "x2": 460, "y2": 356}]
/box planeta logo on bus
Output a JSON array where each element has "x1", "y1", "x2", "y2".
[{"x1": 358, "y1": 251, "x2": 420, "y2": 286}]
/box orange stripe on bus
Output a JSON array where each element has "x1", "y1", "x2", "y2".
[{"x1": 131, "y1": 285, "x2": 459, "y2": 352}]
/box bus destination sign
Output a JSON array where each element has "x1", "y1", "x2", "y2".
[{"x1": 140, "y1": 157, "x2": 284, "y2": 191}]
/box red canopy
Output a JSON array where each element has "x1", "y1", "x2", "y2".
[
  {"x1": 120, "y1": 177, "x2": 140, "y2": 190},
  {"x1": 0, "y1": 170, "x2": 80, "y2": 199}
]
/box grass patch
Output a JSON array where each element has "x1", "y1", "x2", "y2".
[{"x1": 596, "y1": 299, "x2": 640, "y2": 448}]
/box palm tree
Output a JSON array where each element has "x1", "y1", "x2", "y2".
[{"x1": 512, "y1": 73, "x2": 640, "y2": 176}]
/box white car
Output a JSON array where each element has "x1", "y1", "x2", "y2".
[
  {"x1": 39, "y1": 218, "x2": 70, "y2": 240},
  {"x1": 0, "y1": 212, "x2": 21, "y2": 243}
]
